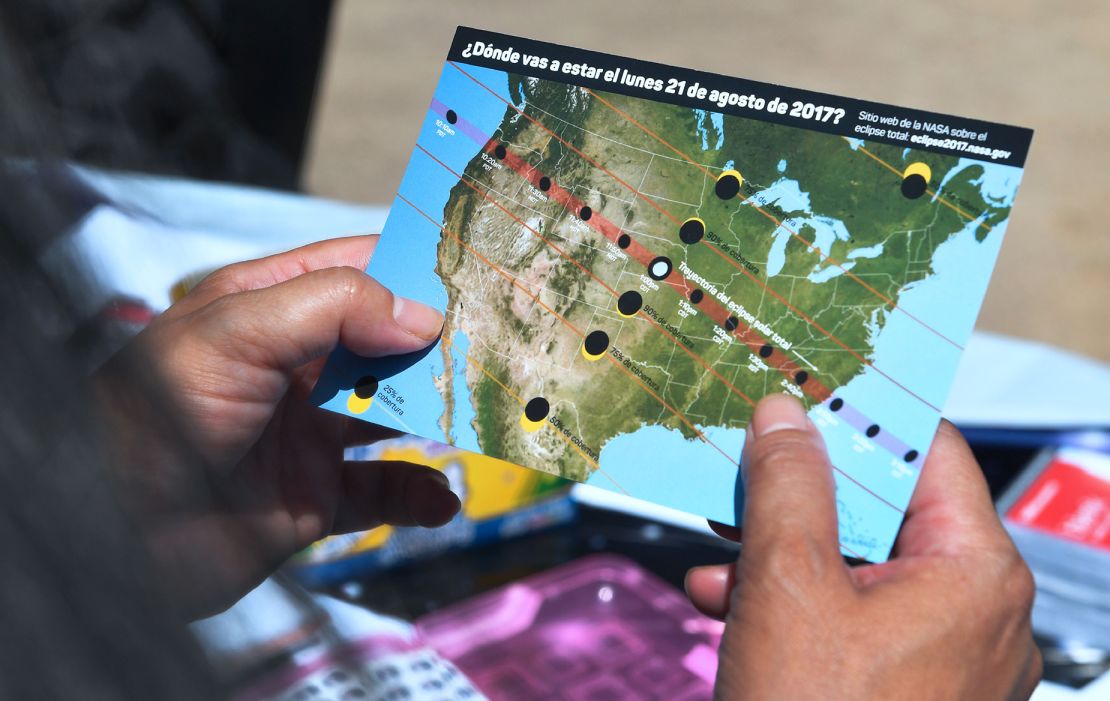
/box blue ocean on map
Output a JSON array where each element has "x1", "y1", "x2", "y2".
[
  {"x1": 318, "y1": 64, "x2": 514, "y2": 447},
  {"x1": 591, "y1": 423, "x2": 745, "y2": 523}
]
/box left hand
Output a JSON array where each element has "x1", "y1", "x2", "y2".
[{"x1": 98, "y1": 236, "x2": 460, "y2": 618}]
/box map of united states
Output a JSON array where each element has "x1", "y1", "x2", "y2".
[
  {"x1": 432, "y1": 67, "x2": 1006, "y2": 483},
  {"x1": 314, "y1": 41, "x2": 1027, "y2": 562}
]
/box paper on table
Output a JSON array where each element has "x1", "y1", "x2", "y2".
[{"x1": 945, "y1": 332, "x2": 1110, "y2": 428}]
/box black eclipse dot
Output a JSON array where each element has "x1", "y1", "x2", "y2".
[
  {"x1": 904, "y1": 449, "x2": 919, "y2": 463},
  {"x1": 494, "y1": 144, "x2": 507, "y2": 160},
  {"x1": 794, "y1": 371, "x2": 809, "y2": 386},
  {"x1": 724, "y1": 316, "x2": 739, "y2": 331},
  {"x1": 445, "y1": 109, "x2": 458, "y2": 124},
  {"x1": 579, "y1": 206, "x2": 593, "y2": 221},
  {"x1": 829, "y1": 397, "x2": 844, "y2": 412},
  {"x1": 679, "y1": 218, "x2": 705, "y2": 244},
  {"x1": 866, "y1": 424, "x2": 881, "y2": 438},
  {"x1": 647, "y1": 256, "x2": 673, "y2": 281},
  {"x1": 617, "y1": 290, "x2": 643, "y2": 316},
  {"x1": 524, "y1": 397, "x2": 550, "y2": 423},
  {"x1": 901, "y1": 173, "x2": 927, "y2": 199},
  {"x1": 689, "y1": 288, "x2": 704, "y2": 304},
  {"x1": 584, "y1": 330, "x2": 610, "y2": 356},
  {"x1": 759, "y1": 344, "x2": 774, "y2": 359},
  {"x1": 538, "y1": 176, "x2": 551, "y2": 191},
  {"x1": 354, "y1": 376, "x2": 379, "y2": 400},
  {"x1": 617, "y1": 233, "x2": 631, "y2": 249},
  {"x1": 715, "y1": 173, "x2": 741, "y2": 200}
]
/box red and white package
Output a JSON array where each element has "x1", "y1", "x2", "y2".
[
  {"x1": 1005, "y1": 448, "x2": 1110, "y2": 552},
  {"x1": 1000, "y1": 446, "x2": 1110, "y2": 652}
]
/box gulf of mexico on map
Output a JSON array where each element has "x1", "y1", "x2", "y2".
[{"x1": 312, "y1": 26, "x2": 1033, "y2": 562}]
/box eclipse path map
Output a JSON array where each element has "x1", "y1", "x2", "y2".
[{"x1": 313, "y1": 27, "x2": 1033, "y2": 562}]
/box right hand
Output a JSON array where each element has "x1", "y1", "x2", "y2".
[{"x1": 686, "y1": 395, "x2": 1041, "y2": 700}]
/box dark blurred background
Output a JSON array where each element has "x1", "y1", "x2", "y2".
[{"x1": 1, "y1": 0, "x2": 332, "y2": 188}]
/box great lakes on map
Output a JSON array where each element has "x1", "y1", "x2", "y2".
[{"x1": 314, "y1": 38, "x2": 1028, "y2": 562}]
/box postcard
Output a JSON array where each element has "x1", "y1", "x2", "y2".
[{"x1": 312, "y1": 27, "x2": 1032, "y2": 561}]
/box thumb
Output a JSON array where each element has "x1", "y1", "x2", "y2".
[
  {"x1": 193, "y1": 266, "x2": 443, "y2": 375},
  {"x1": 739, "y1": 394, "x2": 848, "y2": 584}
]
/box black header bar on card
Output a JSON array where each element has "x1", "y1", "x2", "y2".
[{"x1": 448, "y1": 26, "x2": 1032, "y2": 168}]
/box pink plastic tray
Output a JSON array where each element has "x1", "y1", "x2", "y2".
[{"x1": 416, "y1": 554, "x2": 724, "y2": 700}]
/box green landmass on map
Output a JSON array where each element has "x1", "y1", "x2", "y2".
[{"x1": 433, "y1": 72, "x2": 1010, "y2": 482}]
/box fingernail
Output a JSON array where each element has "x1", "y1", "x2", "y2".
[
  {"x1": 413, "y1": 475, "x2": 461, "y2": 527},
  {"x1": 751, "y1": 393, "x2": 809, "y2": 437},
  {"x1": 740, "y1": 423, "x2": 753, "y2": 483},
  {"x1": 429, "y1": 468, "x2": 450, "y2": 489},
  {"x1": 393, "y1": 296, "x2": 444, "y2": 340}
]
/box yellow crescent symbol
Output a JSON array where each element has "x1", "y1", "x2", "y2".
[
  {"x1": 902, "y1": 162, "x2": 932, "y2": 182},
  {"x1": 717, "y1": 169, "x2": 744, "y2": 188}
]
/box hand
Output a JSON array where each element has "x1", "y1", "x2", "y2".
[
  {"x1": 97, "y1": 236, "x2": 460, "y2": 618},
  {"x1": 685, "y1": 395, "x2": 1041, "y2": 700}
]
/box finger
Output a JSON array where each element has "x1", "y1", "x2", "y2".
[
  {"x1": 290, "y1": 356, "x2": 330, "y2": 399},
  {"x1": 1017, "y1": 643, "x2": 1043, "y2": 700},
  {"x1": 167, "y1": 235, "x2": 379, "y2": 318},
  {"x1": 740, "y1": 394, "x2": 848, "y2": 584},
  {"x1": 332, "y1": 460, "x2": 461, "y2": 534},
  {"x1": 684, "y1": 563, "x2": 735, "y2": 619},
  {"x1": 893, "y1": 420, "x2": 1010, "y2": 557},
  {"x1": 193, "y1": 266, "x2": 443, "y2": 379},
  {"x1": 708, "y1": 520, "x2": 742, "y2": 542}
]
